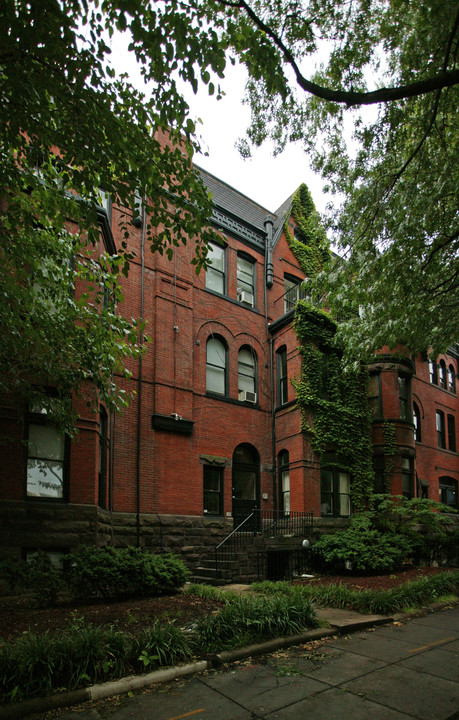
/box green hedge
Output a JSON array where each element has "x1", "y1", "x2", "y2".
[{"x1": 67, "y1": 546, "x2": 190, "y2": 599}]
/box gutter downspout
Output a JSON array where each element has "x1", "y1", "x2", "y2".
[
  {"x1": 135, "y1": 198, "x2": 146, "y2": 547},
  {"x1": 264, "y1": 216, "x2": 277, "y2": 516}
]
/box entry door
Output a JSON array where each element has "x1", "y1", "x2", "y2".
[{"x1": 232, "y1": 444, "x2": 260, "y2": 529}]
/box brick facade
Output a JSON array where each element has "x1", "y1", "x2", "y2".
[{"x1": 0, "y1": 158, "x2": 457, "y2": 566}]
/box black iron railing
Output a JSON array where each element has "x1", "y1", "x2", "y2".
[{"x1": 215, "y1": 509, "x2": 314, "y2": 579}]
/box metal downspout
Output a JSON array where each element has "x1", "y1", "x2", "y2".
[
  {"x1": 264, "y1": 217, "x2": 277, "y2": 516},
  {"x1": 135, "y1": 198, "x2": 146, "y2": 547}
]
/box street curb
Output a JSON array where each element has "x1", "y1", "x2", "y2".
[{"x1": 2, "y1": 600, "x2": 457, "y2": 720}]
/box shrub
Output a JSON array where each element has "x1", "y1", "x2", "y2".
[
  {"x1": 0, "y1": 558, "x2": 27, "y2": 593},
  {"x1": 313, "y1": 515, "x2": 416, "y2": 573},
  {"x1": 67, "y1": 546, "x2": 189, "y2": 600},
  {"x1": 26, "y1": 552, "x2": 64, "y2": 607}
]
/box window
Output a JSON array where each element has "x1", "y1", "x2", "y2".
[
  {"x1": 439, "y1": 360, "x2": 447, "y2": 389},
  {"x1": 284, "y1": 276, "x2": 303, "y2": 313},
  {"x1": 205, "y1": 242, "x2": 226, "y2": 294},
  {"x1": 401, "y1": 456, "x2": 413, "y2": 499},
  {"x1": 398, "y1": 374, "x2": 410, "y2": 420},
  {"x1": 238, "y1": 347, "x2": 257, "y2": 400},
  {"x1": 237, "y1": 254, "x2": 255, "y2": 306},
  {"x1": 278, "y1": 451, "x2": 290, "y2": 516},
  {"x1": 27, "y1": 403, "x2": 67, "y2": 500},
  {"x1": 447, "y1": 414, "x2": 456, "y2": 452},
  {"x1": 373, "y1": 454, "x2": 385, "y2": 494},
  {"x1": 413, "y1": 402, "x2": 421, "y2": 442},
  {"x1": 206, "y1": 336, "x2": 227, "y2": 395},
  {"x1": 368, "y1": 373, "x2": 382, "y2": 418},
  {"x1": 436, "y1": 410, "x2": 446, "y2": 449},
  {"x1": 276, "y1": 346, "x2": 288, "y2": 406},
  {"x1": 439, "y1": 477, "x2": 458, "y2": 509},
  {"x1": 97, "y1": 189, "x2": 112, "y2": 226},
  {"x1": 203, "y1": 465, "x2": 223, "y2": 515},
  {"x1": 448, "y1": 365, "x2": 456, "y2": 394},
  {"x1": 429, "y1": 359, "x2": 438, "y2": 385},
  {"x1": 321, "y1": 468, "x2": 351, "y2": 517}
]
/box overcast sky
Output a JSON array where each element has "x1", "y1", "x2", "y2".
[
  {"x1": 110, "y1": 33, "x2": 326, "y2": 217},
  {"x1": 183, "y1": 68, "x2": 326, "y2": 215}
]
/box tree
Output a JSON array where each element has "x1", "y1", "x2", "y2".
[
  {"x1": 0, "y1": 0, "x2": 226, "y2": 430},
  {"x1": 203, "y1": 0, "x2": 459, "y2": 361}
]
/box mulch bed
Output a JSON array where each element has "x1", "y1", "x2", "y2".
[{"x1": 0, "y1": 566, "x2": 452, "y2": 642}]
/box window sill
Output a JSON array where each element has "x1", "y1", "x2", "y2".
[
  {"x1": 204, "y1": 288, "x2": 260, "y2": 313},
  {"x1": 205, "y1": 392, "x2": 260, "y2": 409}
]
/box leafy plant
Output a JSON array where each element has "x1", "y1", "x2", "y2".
[
  {"x1": 67, "y1": 546, "x2": 189, "y2": 600},
  {"x1": 26, "y1": 552, "x2": 64, "y2": 607}
]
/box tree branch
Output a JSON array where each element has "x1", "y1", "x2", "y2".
[{"x1": 219, "y1": 0, "x2": 459, "y2": 106}]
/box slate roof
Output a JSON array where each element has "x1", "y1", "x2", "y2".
[{"x1": 196, "y1": 166, "x2": 291, "y2": 243}]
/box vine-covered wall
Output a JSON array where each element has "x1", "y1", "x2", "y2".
[
  {"x1": 284, "y1": 184, "x2": 330, "y2": 277},
  {"x1": 293, "y1": 303, "x2": 375, "y2": 513}
]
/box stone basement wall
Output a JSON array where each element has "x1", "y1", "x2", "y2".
[{"x1": 0, "y1": 501, "x2": 233, "y2": 571}]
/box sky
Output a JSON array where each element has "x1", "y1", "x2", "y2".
[
  {"x1": 109, "y1": 34, "x2": 327, "y2": 217},
  {"x1": 183, "y1": 69, "x2": 327, "y2": 215}
]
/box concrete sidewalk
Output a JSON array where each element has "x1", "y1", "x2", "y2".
[{"x1": 1, "y1": 599, "x2": 457, "y2": 720}]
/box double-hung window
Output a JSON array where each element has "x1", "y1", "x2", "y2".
[
  {"x1": 206, "y1": 336, "x2": 227, "y2": 395},
  {"x1": 276, "y1": 346, "x2": 288, "y2": 406},
  {"x1": 284, "y1": 276, "x2": 303, "y2": 313},
  {"x1": 447, "y1": 415, "x2": 456, "y2": 452},
  {"x1": 398, "y1": 374, "x2": 410, "y2": 420},
  {"x1": 436, "y1": 410, "x2": 446, "y2": 449},
  {"x1": 27, "y1": 402, "x2": 68, "y2": 500},
  {"x1": 206, "y1": 242, "x2": 226, "y2": 294},
  {"x1": 237, "y1": 254, "x2": 255, "y2": 306},
  {"x1": 238, "y1": 347, "x2": 257, "y2": 401},
  {"x1": 401, "y1": 457, "x2": 413, "y2": 499},
  {"x1": 203, "y1": 465, "x2": 223, "y2": 515},
  {"x1": 321, "y1": 468, "x2": 351, "y2": 517}
]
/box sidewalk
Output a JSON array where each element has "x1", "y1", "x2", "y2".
[
  {"x1": 1, "y1": 596, "x2": 457, "y2": 720},
  {"x1": 0, "y1": 597, "x2": 397, "y2": 720}
]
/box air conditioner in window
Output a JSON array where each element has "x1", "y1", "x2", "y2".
[
  {"x1": 238, "y1": 290, "x2": 254, "y2": 306},
  {"x1": 239, "y1": 390, "x2": 257, "y2": 403}
]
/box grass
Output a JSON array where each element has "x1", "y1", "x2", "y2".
[
  {"x1": 1, "y1": 571, "x2": 457, "y2": 705},
  {"x1": 252, "y1": 570, "x2": 459, "y2": 615}
]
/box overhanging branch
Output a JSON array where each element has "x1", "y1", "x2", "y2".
[{"x1": 219, "y1": 0, "x2": 459, "y2": 106}]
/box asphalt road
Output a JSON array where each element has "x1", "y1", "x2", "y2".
[{"x1": 46, "y1": 606, "x2": 459, "y2": 720}]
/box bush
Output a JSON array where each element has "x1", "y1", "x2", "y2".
[
  {"x1": 0, "y1": 558, "x2": 27, "y2": 593},
  {"x1": 313, "y1": 515, "x2": 417, "y2": 573},
  {"x1": 26, "y1": 552, "x2": 64, "y2": 607},
  {"x1": 67, "y1": 546, "x2": 189, "y2": 600}
]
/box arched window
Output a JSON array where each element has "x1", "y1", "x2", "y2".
[
  {"x1": 429, "y1": 359, "x2": 438, "y2": 385},
  {"x1": 206, "y1": 336, "x2": 227, "y2": 395},
  {"x1": 439, "y1": 360, "x2": 447, "y2": 389},
  {"x1": 448, "y1": 365, "x2": 456, "y2": 394},
  {"x1": 278, "y1": 450, "x2": 290, "y2": 516},
  {"x1": 413, "y1": 402, "x2": 421, "y2": 442},
  {"x1": 238, "y1": 347, "x2": 257, "y2": 402}
]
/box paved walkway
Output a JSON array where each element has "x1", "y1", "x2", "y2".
[{"x1": 24, "y1": 604, "x2": 459, "y2": 720}]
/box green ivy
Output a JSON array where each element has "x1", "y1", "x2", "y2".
[
  {"x1": 293, "y1": 301, "x2": 375, "y2": 513},
  {"x1": 284, "y1": 184, "x2": 330, "y2": 276}
]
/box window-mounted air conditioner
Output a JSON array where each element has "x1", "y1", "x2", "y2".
[
  {"x1": 239, "y1": 390, "x2": 257, "y2": 403},
  {"x1": 238, "y1": 290, "x2": 254, "y2": 306}
]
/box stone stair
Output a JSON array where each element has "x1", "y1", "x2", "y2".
[{"x1": 190, "y1": 557, "x2": 239, "y2": 586}]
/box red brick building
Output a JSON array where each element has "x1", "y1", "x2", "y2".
[{"x1": 0, "y1": 163, "x2": 457, "y2": 573}]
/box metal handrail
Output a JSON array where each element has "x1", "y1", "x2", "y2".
[{"x1": 214, "y1": 509, "x2": 314, "y2": 579}]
